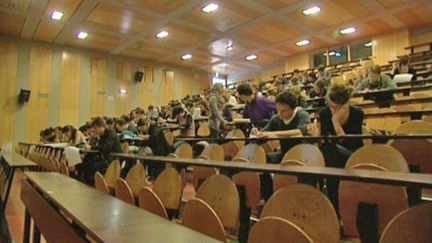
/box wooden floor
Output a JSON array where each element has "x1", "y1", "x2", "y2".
[{"x1": 3, "y1": 170, "x2": 198, "y2": 243}]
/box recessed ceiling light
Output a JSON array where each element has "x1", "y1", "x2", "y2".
[
  {"x1": 181, "y1": 53, "x2": 192, "y2": 60},
  {"x1": 155, "y1": 30, "x2": 169, "y2": 39},
  {"x1": 219, "y1": 63, "x2": 228, "y2": 67},
  {"x1": 328, "y1": 51, "x2": 336, "y2": 56},
  {"x1": 119, "y1": 88, "x2": 127, "y2": 94},
  {"x1": 51, "y1": 10, "x2": 63, "y2": 21},
  {"x1": 201, "y1": 3, "x2": 219, "y2": 13},
  {"x1": 226, "y1": 45, "x2": 234, "y2": 51},
  {"x1": 76, "y1": 31, "x2": 88, "y2": 40},
  {"x1": 245, "y1": 54, "x2": 257, "y2": 61},
  {"x1": 296, "y1": 39, "x2": 310, "y2": 46},
  {"x1": 340, "y1": 27, "x2": 356, "y2": 35},
  {"x1": 364, "y1": 41, "x2": 373, "y2": 47},
  {"x1": 302, "y1": 6, "x2": 321, "y2": 15}
]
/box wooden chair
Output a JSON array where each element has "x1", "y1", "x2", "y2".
[
  {"x1": 59, "y1": 161, "x2": 69, "y2": 176},
  {"x1": 193, "y1": 144, "x2": 224, "y2": 189},
  {"x1": 138, "y1": 187, "x2": 168, "y2": 219},
  {"x1": 125, "y1": 163, "x2": 148, "y2": 197},
  {"x1": 115, "y1": 178, "x2": 135, "y2": 205},
  {"x1": 392, "y1": 105, "x2": 417, "y2": 123},
  {"x1": 197, "y1": 122, "x2": 211, "y2": 137},
  {"x1": 273, "y1": 144, "x2": 325, "y2": 191},
  {"x1": 340, "y1": 164, "x2": 408, "y2": 237},
  {"x1": 248, "y1": 217, "x2": 313, "y2": 243},
  {"x1": 261, "y1": 184, "x2": 340, "y2": 243},
  {"x1": 221, "y1": 129, "x2": 245, "y2": 159},
  {"x1": 121, "y1": 141, "x2": 129, "y2": 154},
  {"x1": 345, "y1": 144, "x2": 409, "y2": 172},
  {"x1": 366, "y1": 108, "x2": 401, "y2": 132},
  {"x1": 196, "y1": 175, "x2": 240, "y2": 230},
  {"x1": 94, "y1": 172, "x2": 109, "y2": 194},
  {"x1": 261, "y1": 140, "x2": 280, "y2": 154},
  {"x1": 380, "y1": 203, "x2": 432, "y2": 243},
  {"x1": 152, "y1": 167, "x2": 183, "y2": 211},
  {"x1": 104, "y1": 160, "x2": 121, "y2": 189},
  {"x1": 232, "y1": 144, "x2": 266, "y2": 210},
  {"x1": 423, "y1": 115, "x2": 432, "y2": 123},
  {"x1": 164, "y1": 130, "x2": 174, "y2": 147},
  {"x1": 170, "y1": 143, "x2": 193, "y2": 159},
  {"x1": 182, "y1": 198, "x2": 226, "y2": 242}
]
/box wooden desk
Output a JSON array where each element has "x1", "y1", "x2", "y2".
[
  {"x1": 0, "y1": 152, "x2": 37, "y2": 214},
  {"x1": 22, "y1": 172, "x2": 222, "y2": 243},
  {"x1": 112, "y1": 154, "x2": 432, "y2": 189}
]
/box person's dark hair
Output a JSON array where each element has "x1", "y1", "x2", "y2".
[
  {"x1": 308, "y1": 72, "x2": 316, "y2": 79},
  {"x1": 120, "y1": 114, "x2": 130, "y2": 123},
  {"x1": 399, "y1": 55, "x2": 409, "y2": 66},
  {"x1": 185, "y1": 102, "x2": 193, "y2": 109},
  {"x1": 315, "y1": 80, "x2": 326, "y2": 92},
  {"x1": 137, "y1": 118, "x2": 150, "y2": 127},
  {"x1": 115, "y1": 118, "x2": 127, "y2": 127},
  {"x1": 62, "y1": 125, "x2": 77, "y2": 139},
  {"x1": 172, "y1": 106, "x2": 185, "y2": 118},
  {"x1": 106, "y1": 118, "x2": 114, "y2": 126},
  {"x1": 79, "y1": 124, "x2": 90, "y2": 133},
  {"x1": 148, "y1": 105, "x2": 154, "y2": 110},
  {"x1": 327, "y1": 83, "x2": 353, "y2": 105},
  {"x1": 236, "y1": 83, "x2": 253, "y2": 96},
  {"x1": 275, "y1": 90, "x2": 298, "y2": 108},
  {"x1": 91, "y1": 117, "x2": 106, "y2": 128},
  {"x1": 369, "y1": 64, "x2": 381, "y2": 74},
  {"x1": 318, "y1": 64, "x2": 325, "y2": 72},
  {"x1": 135, "y1": 107, "x2": 145, "y2": 115},
  {"x1": 293, "y1": 69, "x2": 300, "y2": 74}
]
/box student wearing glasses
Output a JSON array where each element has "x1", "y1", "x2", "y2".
[{"x1": 319, "y1": 83, "x2": 364, "y2": 212}]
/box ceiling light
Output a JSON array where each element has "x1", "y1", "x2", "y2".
[
  {"x1": 226, "y1": 45, "x2": 234, "y2": 51},
  {"x1": 296, "y1": 39, "x2": 310, "y2": 46},
  {"x1": 181, "y1": 53, "x2": 192, "y2": 60},
  {"x1": 76, "y1": 31, "x2": 88, "y2": 40},
  {"x1": 155, "y1": 30, "x2": 169, "y2": 39},
  {"x1": 219, "y1": 63, "x2": 228, "y2": 67},
  {"x1": 339, "y1": 27, "x2": 356, "y2": 35},
  {"x1": 51, "y1": 11, "x2": 63, "y2": 21},
  {"x1": 201, "y1": 3, "x2": 219, "y2": 13},
  {"x1": 302, "y1": 6, "x2": 321, "y2": 15},
  {"x1": 245, "y1": 54, "x2": 257, "y2": 61},
  {"x1": 364, "y1": 41, "x2": 373, "y2": 47},
  {"x1": 328, "y1": 51, "x2": 335, "y2": 56},
  {"x1": 119, "y1": 88, "x2": 127, "y2": 94}
]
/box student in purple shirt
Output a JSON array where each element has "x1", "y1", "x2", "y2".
[{"x1": 237, "y1": 83, "x2": 276, "y2": 128}]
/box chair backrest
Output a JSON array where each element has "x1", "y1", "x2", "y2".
[
  {"x1": 121, "y1": 142, "x2": 129, "y2": 154},
  {"x1": 152, "y1": 167, "x2": 182, "y2": 210},
  {"x1": 272, "y1": 160, "x2": 304, "y2": 192},
  {"x1": 104, "y1": 160, "x2": 121, "y2": 189},
  {"x1": 138, "y1": 187, "x2": 168, "y2": 219},
  {"x1": 164, "y1": 130, "x2": 174, "y2": 146},
  {"x1": 199, "y1": 143, "x2": 224, "y2": 161},
  {"x1": 261, "y1": 184, "x2": 340, "y2": 243},
  {"x1": 182, "y1": 198, "x2": 226, "y2": 242},
  {"x1": 114, "y1": 178, "x2": 135, "y2": 205},
  {"x1": 175, "y1": 143, "x2": 193, "y2": 159},
  {"x1": 196, "y1": 175, "x2": 240, "y2": 229},
  {"x1": 380, "y1": 203, "x2": 432, "y2": 243},
  {"x1": 366, "y1": 108, "x2": 401, "y2": 132},
  {"x1": 197, "y1": 122, "x2": 211, "y2": 137},
  {"x1": 232, "y1": 171, "x2": 261, "y2": 209},
  {"x1": 345, "y1": 144, "x2": 409, "y2": 172},
  {"x1": 339, "y1": 164, "x2": 408, "y2": 237},
  {"x1": 248, "y1": 217, "x2": 313, "y2": 243},
  {"x1": 125, "y1": 163, "x2": 148, "y2": 197},
  {"x1": 94, "y1": 172, "x2": 109, "y2": 194},
  {"x1": 221, "y1": 129, "x2": 245, "y2": 159},
  {"x1": 395, "y1": 120, "x2": 432, "y2": 134},
  {"x1": 226, "y1": 129, "x2": 245, "y2": 146},
  {"x1": 281, "y1": 144, "x2": 325, "y2": 167},
  {"x1": 233, "y1": 144, "x2": 266, "y2": 164}
]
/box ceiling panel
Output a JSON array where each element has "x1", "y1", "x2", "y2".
[
  {"x1": 0, "y1": 12, "x2": 25, "y2": 36},
  {"x1": 116, "y1": 0, "x2": 188, "y2": 14},
  {"x1": 65, "y1": 31, "x2": 125, "y2": 52},
  {"x1": 180, "y1": 1, "x2": 263, "y2": 32},
  {"x1": 199, "y1": 37, "x2": 258, "y2": 58},
  {"x1": 165, "y1": 53, "x2": 221, "y2": 68},
  {"x1": 236, "y1": 19, "x2": 304, "y2": 45},
  {"x1": 209, "y1": 63, "x2": 250, "y2": 75},
  {"x1": 0, "y1": 0, "x2": 31, "y2": 12},
  {"x1": 376, "y1": 0, "x2": 411, "y2": 10},
  {"x1": 144, "y1": 23, "x2": 212, "y2": 48},
  {"x1": 393, "y1": 4, "x2": 432, "y2": 28},
  {"x1": 33, "y1": 0, "x2": 82, "y2": 42},
  {"x1": 287, "y1": 0, "x2": 372, "y2": 30},
  {"x1": 253, "y1": 0, "x2": 300, "y2": 11},
  {"x1": 122, "y1": 41, "x2": 179, "y2": 61},
  {"x1": 275, "y1": 37, "x2": 330, "y2": 55},
  {"x1": 85, "y1": 3, "x2": 157, "y2": 35},
  {"x1": 235, "y1": 50, "x2": 285, "y2": 66}
]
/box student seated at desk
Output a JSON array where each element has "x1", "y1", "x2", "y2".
[
  {"x1": 82, "y1": 117, "x2": 122, "y2": 183},
  {"x1": 319, "y1": 83, "x2": 364, "y2": 212},
  {"x1": 115, "y1": 119, "x2": 137, "y2": 140},
  {"x1": 316, "y1": 64, "x2": 332, "y2": 87},
  {"x1": 355, "y1": 64, "x2": 397, "y2": 92},
  {"x1": 391, "y1": 55, "x2": 417, "y2": 81},
  {"x1": 172, "y1": 106, "x2": 195, "y2": 137},
  {"x1": 62, "y1": 125, "x2": 87, "y2": 146},
  {"x1": 251, "y1": 90, "x2": 310, "y2": 163},
  {"x1": 308, "y1": 80, "x2": 327, "y2": 107},
  {"x1": 237, "y1": 82, "x2": 276, "y2": 128}
]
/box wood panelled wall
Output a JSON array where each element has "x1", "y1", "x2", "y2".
[
  {"x1": 372, "y1": 28, "x2": 410, "y2": 65},
  {"x1": 0, "y1": 38, "x2": 210, "y2": 143}
]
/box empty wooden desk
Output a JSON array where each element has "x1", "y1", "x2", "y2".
[{"x1": 22, "y1": 172, "x2": 221, "y2": 243}]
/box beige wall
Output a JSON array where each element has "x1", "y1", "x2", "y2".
[
  {"x1": 372, "y1": 28, "x2": 410, "y2": 65},
  {"x1": 0, "y1": 37, "x2": 210, "y2": 143}
]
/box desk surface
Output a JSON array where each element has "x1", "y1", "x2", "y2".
[
  {"x1": 112, "y1": 154, "x2": 432, "y2": 189},
  {"x1": 24, "y1": 172, "x2": 221, "y2": 243},
  {"x1": 1, "y1": 152, "x2": 37, "y2": 168}
]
